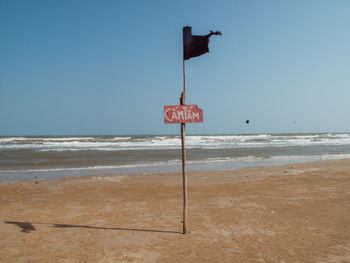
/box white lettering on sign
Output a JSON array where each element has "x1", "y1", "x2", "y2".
[{"x1": 164, "y1": 105, "x2": 203, "y2": 124}]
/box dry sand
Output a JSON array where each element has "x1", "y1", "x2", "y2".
[{"x1": 1, "y1": 159, "x2": 350, "y2": 263}]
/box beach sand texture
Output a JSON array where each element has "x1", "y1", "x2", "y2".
[{"x1": 1, "y1": 159, "x2": 350, "y2": 262}]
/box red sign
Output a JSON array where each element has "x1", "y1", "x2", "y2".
[{"x1": 164, "y1": 105, "x2": 203, "y2": 124}]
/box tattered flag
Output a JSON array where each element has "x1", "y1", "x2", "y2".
[{"x1": 183, "y1": 26, "x2": 221, "y2": 60}]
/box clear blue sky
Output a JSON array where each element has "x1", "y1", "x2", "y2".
[{"x1": 1, "y1": 0, "x2": 350, "y2": 135}]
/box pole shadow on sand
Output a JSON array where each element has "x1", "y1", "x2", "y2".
[{"x1": 4, "y1": 221, "x2": 182, "y2": 235}]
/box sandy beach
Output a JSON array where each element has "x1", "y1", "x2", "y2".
[{"x1": 1, "y1": 159, "x2": 350, "y2": 262}]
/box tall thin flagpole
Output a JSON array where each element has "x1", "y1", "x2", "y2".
[{"x1": 181, "y1": 58, "x2": 187, "y2": 235}]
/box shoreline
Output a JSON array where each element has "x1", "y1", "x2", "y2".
[
  {"x1": 2, "y1": 133, "x2": 350, "y2": 182},
  {"x1": 1, "y1": 158, "x2": 350, "y2": 262},
  {"x1": 2, "y1": 155, "x2": 350, "y2": 182}
]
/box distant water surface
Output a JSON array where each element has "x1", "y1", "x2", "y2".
[{"x1": 1, "y1": 133, "x2": 350, "y2": 181}]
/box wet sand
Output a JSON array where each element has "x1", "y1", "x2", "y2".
[{"x1": 1, "y1": 159, "x2": 350, "y2": 262}]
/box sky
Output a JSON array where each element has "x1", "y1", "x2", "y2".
[{"x1": 1, "y1": 0, "x2": 350, "y2": 136}]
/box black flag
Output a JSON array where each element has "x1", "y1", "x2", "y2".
[{"x1": 183, "y1": 26, "x2": 221, "y2": 60}]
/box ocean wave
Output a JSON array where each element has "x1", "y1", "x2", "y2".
[
  {"x1": 0, "y1": 137, "x2": 28, "y2": 143},
  {"x1": 1, "y1": 133, "x2": 350, "y2": 151}
]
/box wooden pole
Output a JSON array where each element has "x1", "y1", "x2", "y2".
[{"x1": 181, "y1": 59, "x2": 187, "y2": 235}]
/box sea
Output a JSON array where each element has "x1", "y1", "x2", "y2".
[{"x1": 1, "y1": 133, "x2": 350, "y2": 181}]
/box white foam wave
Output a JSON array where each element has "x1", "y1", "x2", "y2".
[
  {"x1": 1, "y1": 133, "x2": 350, "y2": 151},
  {"x1": 0, "y1": 137, "x2": 28, "y2": 143}
]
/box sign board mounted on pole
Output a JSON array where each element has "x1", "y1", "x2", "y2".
[{"x1": 164, "y1": 105, "x2": 203, "y2": 124}]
